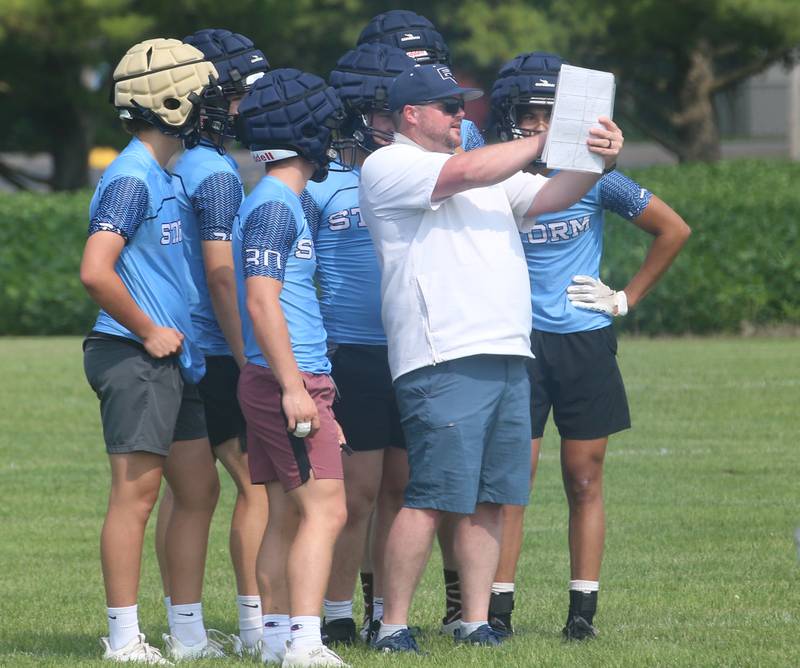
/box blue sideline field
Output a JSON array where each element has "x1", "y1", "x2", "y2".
[{"x1": 0, "y1": 336, "x2": 797, "y2": 667}]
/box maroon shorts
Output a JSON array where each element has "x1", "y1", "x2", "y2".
[{"x1": 238, "y1": 363, "x2": 343, "y2": 491}]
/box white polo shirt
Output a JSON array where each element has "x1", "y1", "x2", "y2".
[{"x1": 359, "y1": 132, "x2": 547, "y2": 380}]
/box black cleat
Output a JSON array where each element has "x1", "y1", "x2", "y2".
[
  {"x1": 562, "y1": 615, "x2": 598, "y2": 641},
  {"x1": 321, "y1": 617, "x2": 356, "y2": 646},
  {"x1": 488, "y1": 591, "x2": 514, "y2": 636},
  {"x1": 489, "y1": 612, "x2": 513, "y2": 637},
  {"x1": 359, "y1": 618, "x2": 381, "y2": 644}
]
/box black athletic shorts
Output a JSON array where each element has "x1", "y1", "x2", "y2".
[
  {"x1": 529, "y1": 326, "x2": 630, "y2": 440},
  {"x1": 197, "y1": 355, "x2": 247, "y2": 450},
  {"x1": 329, "y1": 344, "x2": 406, "y2": 452},
  {"x1": 83, "y1": 334, "x2": 207, "y2": 455}
]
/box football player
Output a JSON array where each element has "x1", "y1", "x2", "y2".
[
  {"x1": 484, "y1": 52, "x2": 691, "y2": 639},
  {"x1": 153, "y1": 28, "x2": 270, "y2": 657},
  {"x1": 233, "y1": 68, "x2": 350, "y2": 667},
  {"x1": 81, "y1": 39, "x2": 228, "y2": 662}
]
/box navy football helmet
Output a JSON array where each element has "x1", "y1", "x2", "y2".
[
  {"x1": 357, "y1": 10, "x2": 449, "y2": 65},
  {"x1": 184, "y1": 28, "x2": 269, "y2": 149},
  {"x1": 236, "y1": 68, "x2": 346, "y2": 183},
  {"x1": 491, "y1": 51, "x2": 565, "y2": 141},
  {"x1": 328, "y1": 43, "x2": 414, "y2": 166}
]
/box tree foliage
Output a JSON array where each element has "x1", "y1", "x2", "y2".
[
  {"x1": 0, "y1": 0, "x2": 798, "y2": 190},
  {"x1": 549, "y1": 0, "x2": 800, "y2": 161}
]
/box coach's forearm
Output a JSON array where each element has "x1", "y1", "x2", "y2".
[
  {"x1": 245, "y1": 277, "x2": 304, "y2": 391},
  {"x1": 432, "y1": 134, "x2": 546, "y2": 201}
]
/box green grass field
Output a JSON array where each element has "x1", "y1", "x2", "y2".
[{"x1": 0, "y1": 337, "x2": 798, "y2": 667}]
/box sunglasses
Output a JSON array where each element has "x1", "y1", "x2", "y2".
[{"x1": 421, "y1": 98, "x2": 465, "y2": 115}]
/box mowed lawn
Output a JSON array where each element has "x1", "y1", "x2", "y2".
[{"x1": 0, "y1": 337, "x2": 797, "y2": 667}]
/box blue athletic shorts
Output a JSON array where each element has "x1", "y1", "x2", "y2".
[{"x1": 393, "y1": 355, "x2": 531, "y2": 514}]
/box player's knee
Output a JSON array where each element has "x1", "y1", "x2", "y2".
[
  {"x1": 346, "y1": 481, "x2": 379, "y2": 520},
  {"x1": 565, "y1": 473, "x2": 602, "y2": 506},
  {"x1": 176, "y1": 473, "x2": 220, "y2": 512}
]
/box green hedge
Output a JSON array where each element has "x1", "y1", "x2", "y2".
[
  {"x1": 1, "y1": 159, "x2": 799, "y2": 335},
  {"x1": 604, "y1": 160, "x2": 800, "y2": 334},
  {"x1": 0, "y1": 190, "x2": 95, "y2": 335}
]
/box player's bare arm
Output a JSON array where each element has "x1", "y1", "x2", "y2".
[
  {"x1": 202, "y1": 240, "x2": 246, "y2": 366},
  {"x1": 80, "y1": 231, "x2": 183, "y2": 358},
  {"x1": 245, "y1": 275, "x2": 320, "y2": 434},
  {"x1": 622, "y1": 195, "x2": 691, "y2": 308}
]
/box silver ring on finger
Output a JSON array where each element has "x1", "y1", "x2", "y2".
[{"x1": 607, "y1": 138, "x2": 613, "y2": 149}]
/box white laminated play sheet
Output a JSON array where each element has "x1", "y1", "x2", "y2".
[{"x1": 542, "y1": 64, "x2": 616, "y2": 174}]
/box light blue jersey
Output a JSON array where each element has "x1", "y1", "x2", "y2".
[
  {"x1": 301, "y1": 165, "x2": 386, "y2": 345},
  {"x1": 233, "y1": 176, "x2": 330, "y2": 374},
  {"x1": 460, "y1": 118, "x2": 485, "y2": 151},
  {"x1": 88, "y1": 137, "x2": 205, "y2": 383},
  {"x1": 172, "y1": 142, "x2": 244, "y2": 357},
  {"x1": 299, "y1": 126, "x2": 483, "y2": 346},
  {"x1": 522, "y1": 170, "x2": 652, "y2": 333}
]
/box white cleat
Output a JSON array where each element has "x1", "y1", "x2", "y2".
[
  {"x1": 258, "y1": 639, "x2": 284, "y2": 664},
  {"x1": 163, "y1": 628, "x2": 231, "y2": 660},
  {"x1": 281, "y1": 641, "x2": 350, "y2": 667},
  {"x1": 231, "y1": 633, "x2": 262, "y2": 658},
  {"x1": 100, "y1": 634, "x2": 172, "y2": 664}
]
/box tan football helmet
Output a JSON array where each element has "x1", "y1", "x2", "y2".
[{"x1": 113, "y1": 38, "x2": 218, "y2": 132}]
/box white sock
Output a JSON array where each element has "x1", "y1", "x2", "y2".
[
  {"x1": 237, "y1": 595, "x2": 262, "y2": 648},
  {"x1": 107, "y1": 604, "x2": 140, "y2": 651},
  {"x1": 323, "y1": 598, "x2": 353, "y2": 622},
  {"x1": 376, "y1": 623, "x2": 406, "y2": 642},
  {"x1": 460, "y1": 620, "x2": 487, "y2": 636},
  {"x1": 289, "y1": 616, "x2": 322, "y2": 649},
  {"x1": 164, "y1": 596, "x2": 174, "y2": 632},
  {"x1": 491, "y1": 582, "x2": 515, "y2": 595},
  {"x1": 569, "y1": 579, "x2": 599, "y2": 593},
  {"x1": 171, "y1": 602, "x2": 206, "y2": 647},
  {"x1": 263, "y1": 614, "x2": 291, "y2": 657},
  {"x1": 372, "y1": 597, "x2": 384, "y2": 622}
]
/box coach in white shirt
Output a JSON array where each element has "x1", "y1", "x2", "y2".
[{"x1": 359, "y1": 64, "x2": 623, "y2": 651}]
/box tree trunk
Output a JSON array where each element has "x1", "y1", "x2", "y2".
[
  {"x1": 49, "y1": 103, "x2": 90, "y2": 191},
  {"x1": 673, "y1": 40, "x2": 721, "y2": 162}
]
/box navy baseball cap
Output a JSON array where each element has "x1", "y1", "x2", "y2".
[{"x1": 388, "y1": 64, "x2": 483, "y2": 111}]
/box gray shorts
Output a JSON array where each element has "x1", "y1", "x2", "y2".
[
  {"x1": 84, "y1": 335, "x2": 207, "y2": 456},
  {"x1": 394, "y1": 354, "x2": 532, "y2": 514}
]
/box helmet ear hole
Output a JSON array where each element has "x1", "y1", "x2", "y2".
[
  {"x1": 163, "y1": 98, "x2": 181, "y2": 110},
  {"x1": 301, "y1": 123, "x2": 318, "y2": 138}
]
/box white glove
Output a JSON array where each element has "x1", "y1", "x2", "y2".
[{"x1": 567, "y1": 275, "x2": 628, "y2": 316}]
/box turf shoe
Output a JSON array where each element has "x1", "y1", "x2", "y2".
[
  {"x1": 321, "y1": 617, "x2": 356, "y2": 646},
  {"x1": 488, "y1": 591, "x2": 515, "y2": 636},
  {"x1": 281, "y1": 642, "x2": 349, "y2": 666},
  {"x1": 454, "y1": 623, "x2": 505, "y2": 646},
  {"x1": 100, "y1": 634, "x2": 171, "y2": 664},
  {"x1": 562, "y1": 615, "x2": 598, "y2": 641},
  {"x1": 371, "y1": 627, "x2": 419, "y2": 653}
]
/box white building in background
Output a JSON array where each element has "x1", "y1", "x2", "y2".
[{"x1": 716, "y1": 61, "x2": 798, "y2": 141}]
